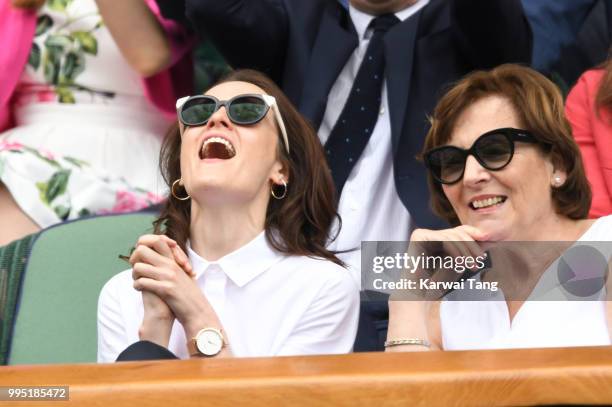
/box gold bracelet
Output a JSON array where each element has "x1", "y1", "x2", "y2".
[{"x1": 384, "y1": 338, "x2": 430, "y2": 348}]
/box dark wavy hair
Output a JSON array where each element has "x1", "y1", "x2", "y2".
[
  {"x1": 423, "y1": 64, "x2": 591, "y2": 225},
  {"x1": 153, "y1": 69, "x2": 344, "y2": 265}
]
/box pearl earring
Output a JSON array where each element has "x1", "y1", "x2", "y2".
[{"x1": 553, "y1": 175, "x2": 562, "y2": 187}]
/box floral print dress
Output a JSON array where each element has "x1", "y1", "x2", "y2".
[{"x1": 0, "y1": 0, "x2": 169, "y2": 228}]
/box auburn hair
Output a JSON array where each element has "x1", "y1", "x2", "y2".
[
  {"x1": 154, "y1": 69, "x2": 344, "y2": 265},
  {"x1": 423, "y1": 64, "x2": 591, "y2": 225}
]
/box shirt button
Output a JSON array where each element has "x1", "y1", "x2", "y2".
[
  {"x1": 205, "y1": 264, "x2": 221, "y2": 274},
  {"x1": 379, "y1": 107, "x2": 385, "y2": 116}
]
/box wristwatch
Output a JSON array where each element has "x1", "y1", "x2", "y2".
[{"x1": 188, "y1": 327, "x2": 225, "y2": 357}]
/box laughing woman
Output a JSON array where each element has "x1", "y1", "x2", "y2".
[
  {"x1": 386, "y1": 64, "x2": 612, "y2": 352},
  {"x1": 97, "y1": 70, "x2": 359, "y2": 361}
]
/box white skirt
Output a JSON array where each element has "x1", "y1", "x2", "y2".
[{"x1": 0, "y1": 102, "x2": 172, "y2": 228}]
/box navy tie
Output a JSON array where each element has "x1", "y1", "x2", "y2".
[{"x1": 324, "y1": 14, "x2": 400, "y2": 196}]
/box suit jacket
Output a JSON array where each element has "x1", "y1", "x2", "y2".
[
  {"x1": 116, "y1": 341, "x2": 179, "y2": 361},
  {"x1": 565, "y1": 69, "x2": 612, "y2": 218},
  {"x1": 181, "y1": 0, "x2": 532, "y2": 229},
  {"x1": 521, "y1": 0, "x2": 595, "y2": 74},
  {"x1": 555, "y1": 0, "x2": 612, "y2": 90}
]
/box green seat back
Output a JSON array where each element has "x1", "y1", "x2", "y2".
[
  {"x1": 9, "y1": 213, "x2": 156, "y2": 365},
  {"x1": 0, "y1": 234, "x2": 37, "y2": 364}
]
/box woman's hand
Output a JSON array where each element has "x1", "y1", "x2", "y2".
[
  {"x1": 385, "y1": 225, "x2": 488, "y2": 352},
  {"x1": 410, "y1": 225, "x2": 488, "y2": 257},
  {"x1": 405, "y1": 225, "x2": 489, "y2": 299},
  {"x1": 129, "y1": 234, "x2": 193, "y2": 347},
  {"x1": 130, "y1": 235, "x2": 223, "y2": 342}
]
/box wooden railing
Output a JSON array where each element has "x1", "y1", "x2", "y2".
[{"x1": 2, "y1": 346, "x2": 612, "y2": 406}]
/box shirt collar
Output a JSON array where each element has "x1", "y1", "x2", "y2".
[
  {"x1": 187, "y1": 231, "x2": 285, "y2": 287},
  {"x1": 349, "y1": 0, "x2": 430, "y2": 40}
]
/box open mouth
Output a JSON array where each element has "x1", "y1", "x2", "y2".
[
  {"x1": 200, "y1": 137, "x2": 236, "y2": 160},
  {"x1": 469, "y1": 196, "x2": 507, "y2": 210}
]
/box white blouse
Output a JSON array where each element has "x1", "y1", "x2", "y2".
[
  {"x1": 440, "y1": 215, "x2": 612, "y2": 350},
  {"x1": 97, "y1": 232, "x2": 360, "y2": 362}
]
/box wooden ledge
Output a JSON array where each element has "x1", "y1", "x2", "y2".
[{"x1": 2, "y1": 346, "x2": 612, "y2": 406}]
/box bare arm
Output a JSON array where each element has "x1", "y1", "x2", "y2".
[
  {"x1": 95, "y1": 0, "x2": 171, "y2": 77},
  {"x1": 131, "y1": 235, "x2": 235, "y2": 358},
  {"x1": 386, "y1": 226, "x2": 489, "y2": 352},
  {"x1": 130, "y1": 235, "x2": 194, "y2": 349},
  {"x1": 386, "y1": 301, "x2": 442, "y2": 352}
]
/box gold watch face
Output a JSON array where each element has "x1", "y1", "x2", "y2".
[{"x1": 195, "y1": 329, "x2": 223, "y2": 356}]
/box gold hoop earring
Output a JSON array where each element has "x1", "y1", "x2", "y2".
[
  {"x1": 171, "y1": 179, "x2": 191, "y2": 201},
  {"x1": 271, "y1": 179, "x2": 287, "y2": 200}
]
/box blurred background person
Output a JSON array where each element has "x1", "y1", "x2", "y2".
[
  {"x1": 98, "y1": 70, "x2": 359, "y2": 361},
  {"x1": 386, "y1": 64, "x2": 611, "y2": 352},
  {"x1": 0, "y1": 0, "x2": 194, "y2": 246},
  {"x1": 565, "y1": 57, "x2": 612, "y2": 218},
  {"x1": 522, "y1": 0, "x2": 594, "y2": 74},
  {"x1": 521, "y1": 0, "x2": 608, "y2": 91},
  {"x1": 549, "y1": 0, "x2": 612, "y2": 93}
]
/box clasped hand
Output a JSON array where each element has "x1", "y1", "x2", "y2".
[{"x1": 128, "y1": 234, "x2": 209, "y2": 331}]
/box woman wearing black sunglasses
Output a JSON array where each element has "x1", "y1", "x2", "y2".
[
  {"x1": 386, "y1": 64, "x2": 612, "y2": 352},
  {"x1": 97, "y1": 69, "x2": 359, "y2": 362}
]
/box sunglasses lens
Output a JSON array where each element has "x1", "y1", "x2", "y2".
[
  {"x1": 229, "y1": 96, "x2": 268, "y2": 124},
  {"x1": 428, "y1": 148, "x2": 465, "y2": 184},
  {"x1": 475, "y1": 132, "x2": 512, "y2": 169},
  {"x1": 181, "y1": 97, "x2": 217, "y2": 126}
]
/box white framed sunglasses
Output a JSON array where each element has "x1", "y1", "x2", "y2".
[{"x1": 176, "y1": 93, "x2": 290, "y2": 153}]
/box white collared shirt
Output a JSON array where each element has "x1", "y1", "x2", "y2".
[
  {"x1": 97, "y1": 232, "x2": 359, "y2": 362},
  {"x1": 320, "y1": 2, "x2": 429, "y2": 285}
]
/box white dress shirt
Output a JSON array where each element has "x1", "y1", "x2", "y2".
[
  {"x1": 97, "y1": 232, "x2": 359, "y2": 362},
  {"x1": 320, "y1": 2, "x2": 429, "y2": 285}
]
